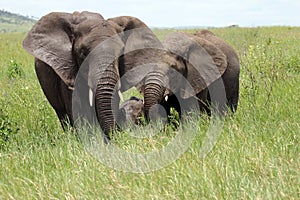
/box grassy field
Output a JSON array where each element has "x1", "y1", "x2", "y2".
[
  {"x1": 0, "y1": 27, "x2": 299, "y2": 199},
  {"x1": 0, "y1": 10, "x2": 36, "y2": 33}
]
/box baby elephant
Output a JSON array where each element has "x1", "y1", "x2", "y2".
[{"x1": 117, "y1": 96, "x2": 144, "y2": 128}]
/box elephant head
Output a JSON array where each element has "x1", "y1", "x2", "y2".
[
  {"x1": 23, "y1": 11, "x2": 162, "y2": 139},
  {"x1": 117, "y1": 96, "x2": 144, "y2": 127},
  {"x1": 143, "y1": 31, "x2": 229, "y2": 119}
]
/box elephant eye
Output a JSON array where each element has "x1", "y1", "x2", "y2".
[{"x1": 80, "y1": 47, "x2": 89, "y2": 58}]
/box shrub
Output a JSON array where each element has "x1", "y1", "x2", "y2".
[
  {"x1": 6, "y1": 59, "x2": 25, "y2": 79},
  {"x1": 0, "y1": 99, "x2": 20, "y2": 150}
]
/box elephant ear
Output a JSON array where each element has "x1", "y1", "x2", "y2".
[
  {"x1": 164, "y1": 32, "x2": 227, "y2": 99},
  {"x1": 107, "y1": 16, "x2": 164, "y2": 92},
  {"x1": 23, "y1": 12, "x2": 77, "y2": 88}
]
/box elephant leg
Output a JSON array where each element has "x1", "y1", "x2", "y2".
[
  {"x1": 159, "y1": 95, "x2": 179, "y2": 128},
  {"x1": 225, "y1": 81, "x2": 239, "y2": 113},
  {"x1": 162, "y1": 95, "x2": 182, "y2": 117},
  {"x1": 60, "y1": 80, "x2": 74, "y2": 127},
  {"x1": 164, "y1": 94, "x2": 202, "y2": 119},
  {"x1": 35, "y1": 59, "x2": 73, "y2": 129},
  {"x1": 207, "y1": 78, "x2": 227, "y2": 116},
  {"x1": 196, "y1": 88, "x2": 210, "y2": 115},
  {"x1": 222, "y1": 67, "x2": 240, "y2": 113}
]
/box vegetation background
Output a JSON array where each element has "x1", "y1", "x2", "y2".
[
  {"x1": 0, "y1": 11, "x2": 299, "y2": 199},
  {"x1": 0, "y1": 10, "x2": 35, "y2": 33}
]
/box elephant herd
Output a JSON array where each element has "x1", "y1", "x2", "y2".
[{"x1": 23, "y1": 11, "x2": 240, "y2": 140}]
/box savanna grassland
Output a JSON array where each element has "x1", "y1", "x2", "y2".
[
  {"x1": 0, "y1": 10, "x2": 36, "y2": 33},
  {"x1": 0, "y1": 26, "x2": 299, "y2": 199}
]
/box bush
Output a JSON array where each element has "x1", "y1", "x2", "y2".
[
  {"x1": 6, "y1": 59, "x2": 25, "y2": 79},
  {"x1": 0, "y1": 99, "x2": 20, "y2": 150}
]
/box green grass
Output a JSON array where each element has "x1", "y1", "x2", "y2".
[
  {"x1": 0, "y1": 27, "x2": 299, "y2": 199},
  {"x1": 0, "y1": 22, "x2": 35, "y2": 33}
]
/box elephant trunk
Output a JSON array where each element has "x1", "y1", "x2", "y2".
[
  {"x1": 95, "y1": 66, "x2": 119, "y2": 140},
  {"x1": 143, "y1": 71, "x2": 166, "y2": 120}
]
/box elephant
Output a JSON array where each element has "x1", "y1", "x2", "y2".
[
  {"x1": 117, "y1": 96, "x2": 144, "y2": 127},
  {"x1": 194, "y1": 30, "x2": 240, "y2": 113},
  {"x1": 23, "y1": 11, "x2": 163, "y2": 139},
  {"x1": 142, "y1": 30, "x2": 240, "y2": 121}
]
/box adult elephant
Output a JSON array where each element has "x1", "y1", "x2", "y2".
[
  {"x1": 143, "y1": 30, "x2": 240, "y2": 120},
  {"x1": 23, "y1": 11, "x2": 163, "y2": 139},
  {"x1": 194, "y1": 30, "x2": 240, "y2": 113}
]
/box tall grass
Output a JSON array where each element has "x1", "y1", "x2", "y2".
[{"x1": 0, "y1": 27, "x2": 299, "y2": 199}]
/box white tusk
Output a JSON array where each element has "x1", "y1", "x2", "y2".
[
  {"x1": 165, "y1": 95, "x2": 169, "y2": 102},
  {"x1": 89, "y1": 88, "x2": 93, "y2": 107},
  {"x1": 68, "y1": 86, "x2": 74, "y2": 91},
  {"x1": 118, "y1": 90, "x2": 124, "y2": 102}
]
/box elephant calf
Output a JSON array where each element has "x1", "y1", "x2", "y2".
[{"x1": 117, "y1": 96, "x2": 144, "y2": 128}]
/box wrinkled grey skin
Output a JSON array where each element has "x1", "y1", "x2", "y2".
[
  {"x1": 143, "y1": 30, "x2": 240, "y2": 120},
  {"x1": 23, "y1": 11, "x2": 162, "y2": 139},
  {"x1": 117, "y1": 96, "x2": 144, "y2": 127},
  {"x1": 194, "y1": 30, "x2": 240, "y2": 113}
]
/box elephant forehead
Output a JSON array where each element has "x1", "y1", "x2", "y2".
[
  {"x1": 74, "y1": 19, "x2": 118, "y2": 40},
  {"x1": 71, "y1": 11, "x2": 104, "y2": 24},
  {"x1": 164, "y1": 40, "x2": 191, "y2": 55},
  {"x1": 75, "y1": 20, "x2": 102, "y2": 35}
]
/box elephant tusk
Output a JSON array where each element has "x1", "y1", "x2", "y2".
[
  {"x1": 68, "y1": 86, "x2": 75, "y2": 91},
  {"x1": 118, "y1": 90, "x2": 124, "y2": 102},
  {"x1": 89, "y1": 88, "x2": 93, "y2": 107},
  {"x1": 165, "y1": 95, "x2": 169, "y2": 102}
]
